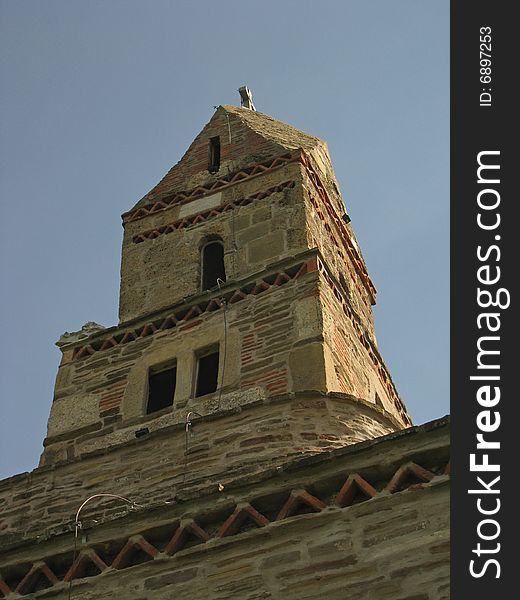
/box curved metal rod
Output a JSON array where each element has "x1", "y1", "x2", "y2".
[
  {"x1": 67, "y1": 494, "x2": 137, "y2": 599},
  {"x1": 74, "y1": 494, "x2": 136, "y2": 536},
  {"x1": 185, "y1": 411, "x2": 203, "y2": 432}
]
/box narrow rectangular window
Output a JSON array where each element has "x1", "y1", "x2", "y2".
[
  {"x1": 147, "y1": 365, "x2": 177, "y2": 414},
  {"x1": 201, "y1": 240, "x2": 226, "y2": 290},
  {"x1": 208, "y1": 136, "x2": 220, "y2": 173},
  {"x1": 195, "y1": 349, "x2": 219, "y2": 397}
]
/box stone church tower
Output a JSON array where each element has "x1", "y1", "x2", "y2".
[{"x1": 0, "y1": 96, "x2": 449, "y2": 599}]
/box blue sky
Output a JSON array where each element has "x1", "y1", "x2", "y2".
[{"x1": 0, "y1": 0, "x2": 449, "y2": 479}]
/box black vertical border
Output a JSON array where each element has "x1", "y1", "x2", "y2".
[{"x1": 451, "y1": 1, "x2": 516, "y2": 597}]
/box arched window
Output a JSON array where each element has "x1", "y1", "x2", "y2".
[{"x1": 201, "y1": 240, "x2": 226, "y2": 290}]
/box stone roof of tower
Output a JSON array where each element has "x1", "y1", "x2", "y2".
[
  {"x1": 134, "y1": 105, "x2": 325, "y2": 207},
  {"x1": 220, "y1": 105, "x2": 323, "y2": 150}
]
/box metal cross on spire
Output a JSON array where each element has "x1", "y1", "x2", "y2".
[{"x1": 238, "y1": 86, "x2": 256, "y2": 111}]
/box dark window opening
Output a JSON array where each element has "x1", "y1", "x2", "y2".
[
  {"x1": 195, "y1": 350, "x2": 219, "y2": 397},
  {"x1": 147, "y1": 366, "x2": 176, "y2": 414},
  {"x1": 208, "y1": 136, "x2": 221, "y2": 173},
  {"x1": 201, "y1": 241, "x2": 226, "y2": 290}
]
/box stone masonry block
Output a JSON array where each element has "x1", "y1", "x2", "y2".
[
  {"x1": 237, "y1": 221, "x2": 270, "y2": 245},
  {"x1": 248, "y1": 230, "x2": 285, "y2": 264},
  {"x1": 47, "y1": 394, "x2": 99, "y2": 437},
  {"x1": 289, "y1": 343, "x2": 327, "y2": 392}
]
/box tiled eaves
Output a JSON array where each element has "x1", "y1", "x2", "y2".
[
  {"x1": 0, "y1": 476, "x2": 450, "y2": 597},
  {"x1": 67, "y1": 253, "x2": 320, "y2": 363},
  {"x1": 132, "y1": 180, "x2": 296, "y2": 244},
  {"x1": 0, "y1": 419, "x2": 450, "y2": 597},
  {"x1": 121, "y1": 151, "x2": 300, "y2": 224},
  {"x1": 0, "y1": 414, "x2": 449, "y2": 572},
  {"x1": 0, "y1": 415, "x2": 449, "y2": 541},
  {"x1": 0, "y1": 477, "x2": 449, "y2": 597}
]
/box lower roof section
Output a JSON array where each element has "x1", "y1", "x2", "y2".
[{"x1": 0, "y1": 416, "x2": 450, "y2": 599}]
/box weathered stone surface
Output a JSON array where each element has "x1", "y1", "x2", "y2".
[
  {"x1": 179, "y1": 192, "x2": 222, "y2": 218},
  {"x1": 42, "y1": 253, "x2": 408, "y2": 465},
  {"x1": 0, "y1": 419, "x2": 450, "y2": 599},
  {"x1": 0, "y1": 105, "x2": 439, "y2": 600}
]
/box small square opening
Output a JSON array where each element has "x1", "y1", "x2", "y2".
[
  {"x1": 147, "y1": 365, "x2": 177, "y2": 414},
  {"x1": 195, "y1": 349, "x2": 219, "y2": 397}
]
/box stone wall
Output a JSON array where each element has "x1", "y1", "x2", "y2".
[
  {"x1": 43, "y1": 253, "x2": 407, "y2": 467},
  {"x1": 0, "y1": 392, "x2": 400, "y2": 549},
  {"x1": 0, "y1": 418, "x2": 450, "y2": 599},
  {"x1": 317, "y1": 264, "x2": 409, "y2": 425},
  {"x1": 45, "y1": 258, "x2": 319, "y2": 463},
  {"x1": 0, "y1": 107, "x2": 438, "y2": 600},
  {"x1": 302, "y1": 149, "x2": 375, "y2": 334},
  {"x1": 120, "y1": 159, "x2": 308, "y2": 323}
]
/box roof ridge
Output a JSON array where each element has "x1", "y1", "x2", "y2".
[{"x1": 220, "y1": 104, "x2": 323, "y2": 148}]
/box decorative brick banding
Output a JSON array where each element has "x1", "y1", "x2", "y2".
[
  {"x1": 0, "y1": 457, "x2": 448, "y2": 597},
  {"x1": 70, "y1": 258, "x2": 317, "y2": 362},
  {"x1": 132, "y1": 180, "x2": 296, "y2": 244},
  {"x1": 122, "y1": 148, "x2": 375, "y2": 305},
  {"x1": 122, "y1": 152, "x2": 299, "y2": 224},
  {"x1": 98, "y1": 379, "x2": 127, "y2": 414}
]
